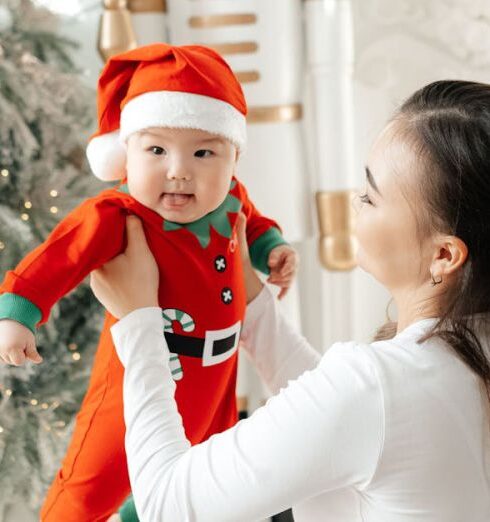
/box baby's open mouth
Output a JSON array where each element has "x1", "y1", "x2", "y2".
[{"x1": 161, "y1": 193, "x2": 194, "y2": 207}]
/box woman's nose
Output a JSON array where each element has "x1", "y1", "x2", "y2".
[{"x1": 351, "y1": 192, "x2": 361, "y2": 213}]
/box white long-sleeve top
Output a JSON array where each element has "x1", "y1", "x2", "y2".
[{"x1": 111, "y1": 286, "x2": 490, "y2": 522}]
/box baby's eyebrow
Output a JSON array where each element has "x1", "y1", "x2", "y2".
[
  {"x1": 139, "y1": 130, "x2": 164, "y2": 139},
  {"x1": 196, "y1": 137, "x2": 226, "y2": 146}
]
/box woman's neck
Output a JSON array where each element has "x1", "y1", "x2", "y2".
[{"x1": 393, "y1": 287, "x2": 441, "y2": 333}]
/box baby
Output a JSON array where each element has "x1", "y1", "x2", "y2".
[{"x1": 0, "y1": 44, "x2": 298, "y2": 521}]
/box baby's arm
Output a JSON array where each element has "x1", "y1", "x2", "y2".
[
  {"x1": 0, "y1": 194, "x2": 127, "y2": 365},
  {"x1": 234, "y1": 178, "x2": 299, "y2": 298},
  {"x1": 233, "y1": 178, "x2": 288, "y2": 274}
]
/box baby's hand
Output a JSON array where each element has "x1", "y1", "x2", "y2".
[
  {"x1": 266, "y1": 245, "x2": 299, "y2": 300},
  {"x1": 0, "y1": 319, "x2": 42, "y2": 366}
]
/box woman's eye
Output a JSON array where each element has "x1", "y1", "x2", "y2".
[
  {"x1": 359, "y1": 193, "x2": 373, "y2": 205},
  {"x1": 149, "y1": 146, "x2": 165, "y2": 155},
  {"x1": 194, "y1": 149, "x2": 213, "y2": 158}
]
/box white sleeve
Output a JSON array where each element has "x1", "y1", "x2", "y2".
[
  {"x1": 240, "y1": 285, "x2": 321, "y2": 394},
  {"x1": 111, "y1": 307, "x2": 384, "y2": 522}
]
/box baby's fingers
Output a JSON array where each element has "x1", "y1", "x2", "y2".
[
  {"x1": 7, "y1": 347, "x2": 26, "y2": 366},
  {"x1": 25, "y1": 342, "x2": 43, "y2": 364},
  {"x1": 277, "y1": 285, "x2": 291, "y2": 300}
]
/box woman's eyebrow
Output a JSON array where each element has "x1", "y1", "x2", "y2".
[{"x1": 365, "y1": 166, "x2": 381, "y2": 195}]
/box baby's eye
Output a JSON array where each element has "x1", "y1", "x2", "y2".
[
  {"x1": 149, "y1": 146, "x2": 165, "y2": 156},
  {"x1": 194, "y1": 149, "x2": 213, "y2": 158}
]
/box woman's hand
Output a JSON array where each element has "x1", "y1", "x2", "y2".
[
  {"x1": 90, "y1": 216, "x2": 159, "y2": 319},
  {"x1": 236, "y1": 213, "x2": 264, "y2": 304}
]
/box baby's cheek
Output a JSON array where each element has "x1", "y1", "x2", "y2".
[{"x1": 128, "y1": 172, "x2": 161, "y2": 206}]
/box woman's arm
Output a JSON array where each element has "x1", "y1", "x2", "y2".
[
  {"x1": 237, "y1": 212, "x2": 320, "y2": 391},
  {"x1": 241, "y1": 285, "x2": 321, "y2": 394},
  {"x1": 112, "y1": 308, "x2": 383, "y2": 522},
  {"x1": 91, "y1": 217, "x2": 383, "y2": 521}
]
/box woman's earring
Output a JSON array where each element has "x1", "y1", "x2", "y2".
[{"x1": 430, "y1": 272, "x2": 443, "y2": 286}]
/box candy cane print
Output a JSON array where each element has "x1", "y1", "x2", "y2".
[{"x1": 161, "y1": 308, "x2": 195, "y2": 380}]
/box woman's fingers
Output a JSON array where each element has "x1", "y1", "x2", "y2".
[
  {"x1": 90, "y1": 216, "x2": 159, "y2": 318},
  {"x1": 235, "y1": 213, "x2": 250, "y2": 265},
  {"x1": 125, "y1": 215, "x2": 148, "y2": 255}
]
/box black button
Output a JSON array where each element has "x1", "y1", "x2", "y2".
[
  {"x1": 221, "y1": 287, "x2": 233, "y2": 304},
  {"x1": 215, "y1": 255, "x2": 227, "y2": 272}
]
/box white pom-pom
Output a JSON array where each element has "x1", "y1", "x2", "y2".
[{"x1": 86, "y1": 131, "x2": 127, "y2": 181}]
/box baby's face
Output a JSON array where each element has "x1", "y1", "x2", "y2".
[{"x1": 126, "y1": 127, "x2": 238, "y2": 223}]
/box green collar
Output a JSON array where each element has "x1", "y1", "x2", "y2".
[{"x1": 118, "y1": 180, "x2": 242, "y2": 248}]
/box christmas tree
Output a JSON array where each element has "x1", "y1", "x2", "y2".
[{"x1": 0, "y1": 0, "x2": 103, "y2": 516}]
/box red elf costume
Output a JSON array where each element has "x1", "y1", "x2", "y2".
[{"x1": 0, "y1": 44, "x2": 287, "y2": 521}]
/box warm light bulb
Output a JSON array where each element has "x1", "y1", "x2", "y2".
[
  {"x1": 0, "y1": 242, "x2": 4, "y2": 250},
  {"x1": 1, "y1": 169, "x2": 9, "y2": 177},
  {"x1": 24, "y1": 201, "x2": 32, "y2": 209},
  {"x1": 21, "y1": 213, "x2": 29, "y2": 221},
  {"x1": 50, "y1": 190, "x2": 58, "y2": 197},
  {"x1": 50, "y1": 206, "x2": 58, "y2": 214},
  {"x1": 30, "y1": 399, "x2": 38, "y2": 406},
  {"x1": 72, "y1": 352, "x2": 81, "y2": 361}
]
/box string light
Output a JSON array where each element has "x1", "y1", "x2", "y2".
[
  {"x1": 72, "y1": 352, "x2": 81, "y2": 361},
  {"x1": 1, "y1": 169, "x2": 9, "y2": 177},
  {"x1": 50, "y1": 206, "x2": 58, "y2": 214},
  {"x1": 0, "y1": 242, "x2": 4, "y2": 250},
  {"x1": 50, "y1": 190, "x2": 58, "y2": 197},
  {"x1": 41, "y1": 403, "x2": 49, "y2": 410},
  {"x1": 5, "y1": 389, "x2": 12, "y2": 396},
  {"x1": 68, "y1": 343, "x2": 77, "y2": 351},
  {"x1": 30, "y1": 399, "x2": 38, "y2": 406},
  {"x1": 24, "y1": 201, "x2": 32, "y2": 209},
  {"x1": 0, "y1": 426, "x2": 4, "y2": 434},
  {"x1": 21, "y1": 213, "x2": 29, "y2": 221}
]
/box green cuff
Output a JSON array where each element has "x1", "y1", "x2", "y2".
[
  {"x1": 0, "y1": 293, "x2": 41, "y2": 333},
  {"x1": 249, "y1": 227, "x2": 288, "y2": 275},
  {"x1": 119, "y1": 496, "x2": 139, "y2": 522}
]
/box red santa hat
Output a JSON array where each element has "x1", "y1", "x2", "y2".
[{"x1": 86, "y1": 43, "x2": 247, "y2": 181}]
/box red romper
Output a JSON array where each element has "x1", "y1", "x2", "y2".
[{"x1": 0, "y1": 177, "x2": 286, "y2": 521}]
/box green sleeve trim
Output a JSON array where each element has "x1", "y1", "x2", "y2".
[
  {"x1": 249, "y1": 227, "x2": 288, "y2": 275},
  {"x1": 119, "y1": 495, "x2": 139, "y2": 522},
  {"x1": 0, "y1": 293, "x2": 42, "y2": 334}
]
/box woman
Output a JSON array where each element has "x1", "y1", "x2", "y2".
[{"x1": 91, "y1": 81, "x2": 490, "y2": 521}]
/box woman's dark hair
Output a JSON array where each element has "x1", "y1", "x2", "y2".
[{"x1": 374, "y1": 80, "x2": 490, "y2": 399}]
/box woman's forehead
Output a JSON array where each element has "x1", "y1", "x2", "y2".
[{"x1": 368, "y1": 120, "x2": 420, "y2": 185}]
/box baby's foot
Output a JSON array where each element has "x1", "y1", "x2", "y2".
[{"x1": 107, "y1": 515, "x2": 121, "y2": 522}]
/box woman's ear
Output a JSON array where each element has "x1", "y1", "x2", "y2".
[{"x1": 429, "y1": 235, "x2": 468, "y2": 281}]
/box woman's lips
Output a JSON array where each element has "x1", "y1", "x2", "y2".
[{"x1": 161, "y1": 193, "x2": 194, "y2": 209}]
